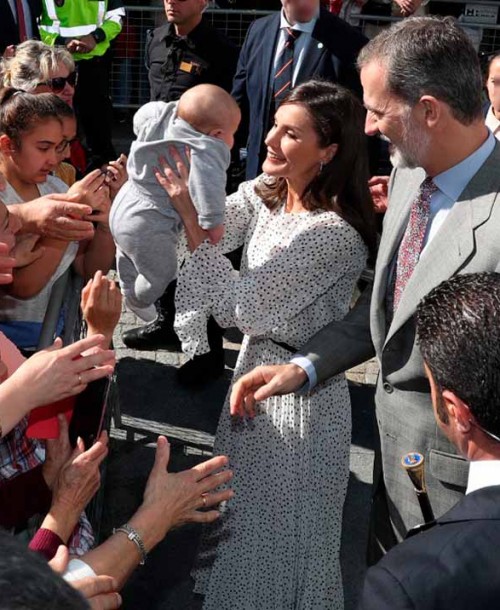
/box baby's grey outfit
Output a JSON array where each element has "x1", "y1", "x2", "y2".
[{"x1": 110, "y1": 101, "x2": 230, "y2": 321}]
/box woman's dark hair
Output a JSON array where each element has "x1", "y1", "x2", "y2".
[
  {"x1": 0, "y1": 87, "x2": 65, "y2": 147},
  {"x1": 255, "y1": 80, "x2": 377, "y2": 257}
]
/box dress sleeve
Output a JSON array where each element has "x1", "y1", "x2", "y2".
[
  {"x1": 217, "y1": 178, "x2": 261, "y2": 254},
  {"x1": 175, "y1": 217, "x2": 365, "y2": 357}
]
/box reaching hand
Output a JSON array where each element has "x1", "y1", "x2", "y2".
[
  {"x1": 105, "y1": 154, "x2": 128, "y2": 201},
  {"x1": 68, "y1": 170, "x2": 111, "y2": 220},
  {"x1": 230, "y1": 363, "x2": 308, "y2": 418},
  {"x1": 71, "y1": 575, "x2": 122, "y2": 610},
  {"x1": 50, "y1": 427, "x2": 108, "y2": 522},
  {"x1": 10, "y1": 194, "x2": 95, "y2": 241},
  {"x1": 5, "y1": 334, "x2": 115, "y2": 412},
  {"x1": 368, "y1": 175, "x2": 389, "y2": 214},
  {"x1": 49, "y1": 546, "x2": 122, "y2": 610},
  {"x1": 0, "y1": 240, "x2": 16, "y2": 284},
  {"x1": 81, "y1": 270, "x2": 122, "y2": 344},
  {"x1": 12, "y1": 234, "x2": 45, "y2": 268},
  {"x1": 130, "y1": 437, "x2": 234, "y2": 550},
  {"x1": 43, "y1": 413, "x2": 73, "y2": 489}
]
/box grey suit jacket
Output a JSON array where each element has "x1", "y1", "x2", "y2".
[{"x1": 301, "y1": 141, "x2": 500, "y2": 541}]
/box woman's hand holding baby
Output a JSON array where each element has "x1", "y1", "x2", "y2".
[{"x1": 154, "y1": 148, "x2": 208, "y2": 253}]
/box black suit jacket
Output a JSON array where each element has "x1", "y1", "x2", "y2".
[
  {"x1": 0, "y1": 0, "x2": 42, "y2": 54},
  {"x1": 358, "y1": 485, "x2": 500, "y2": 610},
  {"x1": 231, "y1": 8, "x2": 367, "y2": 179}
]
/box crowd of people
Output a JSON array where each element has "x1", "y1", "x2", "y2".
[{"x1": 1, "y1": 0, "x2": 500, "y2": 609}]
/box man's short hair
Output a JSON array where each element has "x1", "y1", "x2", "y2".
[
  {"x1": 358, "y1": 16, "x2": 484, "y2": 125},
  {"x1": 0, "y1": 530, "x2": 89, "y2": 610},
  {"x1": 416, "y1": 273, "x2": 500, "y2": 439}
]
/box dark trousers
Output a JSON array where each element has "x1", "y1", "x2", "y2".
[{"x1": 74, "y1": 53, "x2": 116, "y2": 168}]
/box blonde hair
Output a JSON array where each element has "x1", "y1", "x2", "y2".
[{"x1": 0, "y1": 40, "x2": 75, "y2": 92}]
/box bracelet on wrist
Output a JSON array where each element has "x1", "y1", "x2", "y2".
[{"x1": 112, "y1": 523, "x2": 147, "y2": 565}]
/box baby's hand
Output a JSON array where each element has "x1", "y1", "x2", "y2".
[{"x1": 206, "y1": 225, "x2": 225, "y2": 245}]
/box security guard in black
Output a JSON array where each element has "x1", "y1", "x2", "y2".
[{"x1": 146, "y1": 19, "x2": 238, "y2": 102}]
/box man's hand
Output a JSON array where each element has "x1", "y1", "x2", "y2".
[
  {"x1": 12, "y1": 234, "x2": 45, "y2": 268},
  {"x1": 368, "y1": 175, "x2": 389, "y2": 214},
  {"x1": 9, "y1": 194, "x2": 94, "y2": 241},
  {"x1": 67, "y1": 35, "x2": 96, "y2": 54},
  {"x1": 77, "y1": 34, "x2": 97, "y2": 52},
  {"x1": 230, "y1": 363, "x2": 308, "y2": 418},
  {"x1": 129, "y1": 437, "x2": 233, "y2": 551},
  {"x1": 81, "y1": 271, "x2": 122, "y2": 345}
]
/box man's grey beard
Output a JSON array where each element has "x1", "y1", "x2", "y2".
[{"x1": 381, "y1": 111, "x2": 430, "y2": 170}]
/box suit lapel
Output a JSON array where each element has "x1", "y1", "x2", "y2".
[
  {"x1": 384, "y1": 148, "x2": 500, "y2": 347},
  {"x1": 296, "y1": 19, "x2": 326, "y2": 84},
  {"x1": 370, "y1": 168, "x2": 424, "y2": 354},
  {"x1": 262, "y1": 14, "x2": 281, "y2": 108}
]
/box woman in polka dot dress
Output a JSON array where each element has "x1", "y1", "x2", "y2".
[{"x1": 155, "y1": 80, "x2": 377, "y2": 610}]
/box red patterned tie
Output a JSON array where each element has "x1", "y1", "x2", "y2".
[
  {"x1": 393, "y1": 177, "x2": 437, "y2": 311},
  {"x1": 15, "y1": 0, "x2": 28, "y2": 43},
  {"x1": 273, "y1": 28, "x2": 301, "y2": 104}
]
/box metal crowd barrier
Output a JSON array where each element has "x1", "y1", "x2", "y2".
[{"x1": 111, "y1": 4, "x2": 500, "y2": 109}]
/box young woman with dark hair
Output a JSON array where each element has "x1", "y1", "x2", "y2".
[
  {"x1": 0, "y1": 89, "x2": 115, "y2": 352},
  {"x1": 155, "y1": 80, "x2": 377, "y2": 609}
]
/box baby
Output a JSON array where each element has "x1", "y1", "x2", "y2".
[{"x1": 110, "y1": 84, "x2": 240, "y2": 322}]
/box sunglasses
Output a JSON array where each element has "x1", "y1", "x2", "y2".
[{"x1": 38, "y1": 71, "x2": 78, "y2": 93}]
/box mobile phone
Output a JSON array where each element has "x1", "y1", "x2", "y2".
[{"x1": 68, "y1": 376, "x2": 111, "y2": 448}]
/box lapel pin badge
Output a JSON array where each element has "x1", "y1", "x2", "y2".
[{"x1": 317, "y1": 42, "x2": 324, "y2": 49}]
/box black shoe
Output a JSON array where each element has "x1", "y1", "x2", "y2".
[
  {"x1": 177, "y1": 349, "x2": 225, "y2": 387},
  {"x1": 123, "y1": 280, "x2": 181, "y2": 351},
  {"x1": 122, "y1": 317, "x2": 181, "y2": 351}
]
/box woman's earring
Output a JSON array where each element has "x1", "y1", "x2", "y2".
[{"x1": 319, "y1": 161, "x2": 324, "y2": 173}]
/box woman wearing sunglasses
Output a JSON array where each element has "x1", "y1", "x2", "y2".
[{"x1": 1, "y1": 40, "x2": 85, "y2": 175}]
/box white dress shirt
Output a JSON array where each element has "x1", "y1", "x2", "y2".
[
  {"x1": 466, "y1": 460, "x2": 500, "y2": 494},
  {"x1": 485, "y1": 105, "x2": 500, "y2": 141},
  {"x1": 271, "y1": 9, "x2": 320, "y2": 87}
]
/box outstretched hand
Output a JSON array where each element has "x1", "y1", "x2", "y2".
[
  {"x1": 129, "y1": 436, "x2": 234, "y2": 551},
  {"x1": 230, "y1": 363, "x2": 308, "y2": 418}
]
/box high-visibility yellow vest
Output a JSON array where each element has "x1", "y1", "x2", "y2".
[{"x1": 39, "y1": 0, "x2": 125, "y2": 60}]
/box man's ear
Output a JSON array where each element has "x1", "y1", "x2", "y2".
[
  {"x1": 442, "y1": 389, "x2": 472, "y2": 433},
  {"x1": 417, "y1": 95, "x2": 441, "y2": 129},
  {"x1": 0, "y1": 134, "x2": 14, "y2": 155}
]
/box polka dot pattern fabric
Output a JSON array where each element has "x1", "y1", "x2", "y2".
[{"x1": 175, "y1": 176, "x2": 368, "y2": 609}]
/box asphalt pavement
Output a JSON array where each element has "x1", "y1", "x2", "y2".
[{"x1": 101, "y1": 299, "x2": 377, "y2": 610}]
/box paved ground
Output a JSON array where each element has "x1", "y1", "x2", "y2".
[{"x1": 101, "y1": 296, "x2": 377, "y2": 610}]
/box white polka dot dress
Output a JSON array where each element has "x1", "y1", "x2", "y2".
[{"x1": 175, "y1": 176, "x2": 368, "y2": 610}]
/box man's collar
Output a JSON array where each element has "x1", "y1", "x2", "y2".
[
  {"x1": 433, "y1": 131, "x2": 495, "y2": 203},
  {"x1": 160, "y1": 19, "x2": 206, "y2": 42},
  {"x1": 280, "y1": 7, "x2": 319, "y2": 34},
  {"x1": 466, "y1": 460, "x2": 500, "y2": 495}
]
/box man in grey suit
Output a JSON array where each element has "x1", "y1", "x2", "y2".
[{"x1": 230, "y1": 16, "x2": 500, "y2": 561}]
